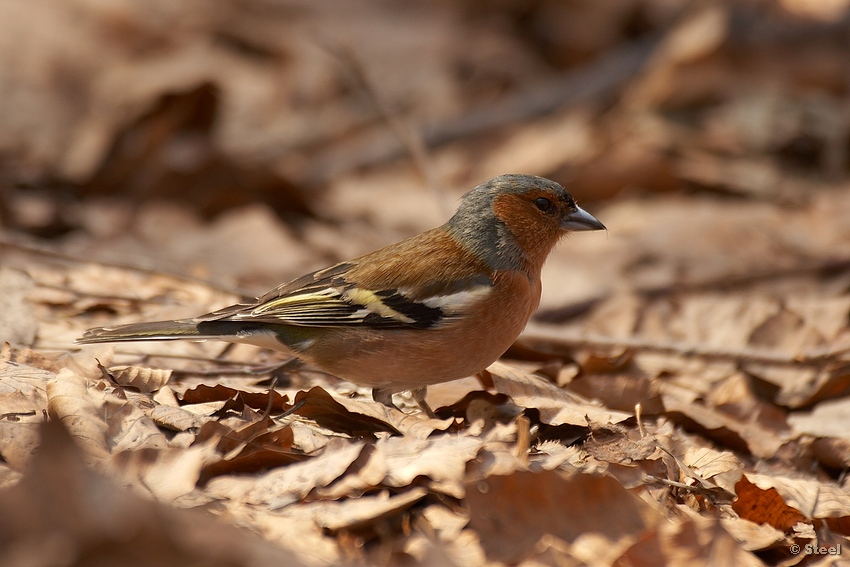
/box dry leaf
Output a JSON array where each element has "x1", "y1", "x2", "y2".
[
  {"x1": 740, "y1": 473, "x2": 850, "y2": 526},
  {"x1": 732, "y1": 475, "x2": 810, "y2": 532},
  {"x1": 0, "y1": 364, "x2": 51, "y2": 416},
  {"x1": 487, "y1": 361, "x2": 632, "y2": 426},
  {"x1": 0, "y1": 418, "x2": 299, "y2": 566},
  {"x1": 198, "y1": 421, "x2": 309, "y2": 485},
  {"x1": 719, "y1": 516, "x2": 786, "y2": 552},
  {"x1": 243, "y1": 438, "x2": 366, "y2": 509},
  {"x1": 788, "y1": 397, "x2": 850, "y2": 441},
  {"x1": 291, "y1": 386, "x2": 400, "y2": 437},
  {"x1": 179, "y1": 383, "x2": 290, "y2": 413},
  {"x1": 378, "y1": 433, "x2": 484, "y2": 488},
  {"x1": 146, "y1": 404, "x2": 210, "y2": 432},
  {"x1": 0, "y1": 268, "x2": 37, "y2": 346},
  {"x1": 0, "y1": 420, "x2": 42, "y2": 470},
  {"x1": 319, "y1": 488, "x2": 427, "y2": 532},
  {"x1": 681, "y1": 446, "x2": 744, "y2": 493},
  {"x1": 566, "y1": 372, "x2": 666, "y2": 415},
  {"x1": 466, "y1": 470, "x2": 659, "y2": 564},
  {"x1": 109, "y1": 364, "x2": 172, "y2": 393},
  {"x1": 45, "y1": 368, "x2": 110, "y2": 462},
  {"x1": 105, "y1": 396, "x2": 170, "y2": 453},
  {"x1": 633, "y1": 516, "x2": 766, "y2": 567},
  {"x1": 316, "y1": 443, "x2": 389, "y2": 500},
  {"x1": 113, "y1": 442, "x2": 219, "y2": 501},
  {"x1": 663, "y1": 392, "x2": 791, "y2": 458}
]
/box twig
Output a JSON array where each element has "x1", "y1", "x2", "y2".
[
  {"x1": 262, "y1": 376, "x2": 279, "y2": 418},
  {"x1": 301, "y1": 7, "x2": 850, "y2": 184},
  {"x1": 635, "y1": 403, "x2": 646, "y2": 438},
  {"x1": 278, "y1": 398, "x2": 307, "y2": 420},
  {"x1": 324, "y1": 43, "x2": 452, "y2": 217},
  {"x1": 520, "y1": 323, "x2": 850, "y2": 368},
  {"x1": 643, "y1": 475, "x2": 734, "y2": 501},
  {"x1": 305, "y1": 34, "x2": 661, "y2": 183},
  {"x1": 423, "y1": 35, "x2": 661, "y2": 149}
]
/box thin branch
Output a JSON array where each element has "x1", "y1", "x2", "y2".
[
  {"x1": 423, "y1": 35, "x2": 661, "y2": 149},
  {"x1": 306, "y1": 34, "x2": 661, "y2": 183},
  {"x1": 643, "y1": 474, "x2": 735, "y2": 502},
  {"x1": 324, "y1": 43, "x2": 452, "y2": 217}
]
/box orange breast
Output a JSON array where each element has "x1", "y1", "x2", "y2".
[{"x1": 299, "y1": 269, "x2": 541, "y2": 391}]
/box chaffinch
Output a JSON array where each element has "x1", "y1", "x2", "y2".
[{"x1": 78, "y1": 174, "x2": 605, "y2": 415}]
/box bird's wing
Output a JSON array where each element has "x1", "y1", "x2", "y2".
[{"x1": 197, "y1": 261, "x2": 493, "y2": 330}]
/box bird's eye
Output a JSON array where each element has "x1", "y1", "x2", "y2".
[{"x1": 534, "y1": 197, "x2": 553, "y2": 212}]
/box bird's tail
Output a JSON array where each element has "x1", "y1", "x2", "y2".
[
  {"x1": 77, "y1": 319, "x2": 205, "y2": 344},
  {"x1": 78, "y1": 319, "x2": 299, "y2": 353}
]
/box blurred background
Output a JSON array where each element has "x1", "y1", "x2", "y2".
[
  {"x1": 1, "y1": 0, "x2": 849, "y2": 309},
  {"x1": 3, "y1": 3, "x2": 850, "y2": 564}
]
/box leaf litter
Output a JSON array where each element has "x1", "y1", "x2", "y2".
[{"x1": 2, "y1": 0, "x2": 850, "y2": 564}]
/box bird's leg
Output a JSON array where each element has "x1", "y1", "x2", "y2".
[
  {"x1": 410, "y1": 387, "x2": 436, "y2": 418},
  {"x1": 372, "y1": 387, "x2": 435, "y2": 418},
  {"x1": 372, "y1": 388, "x2": 399, "y2": 410}
]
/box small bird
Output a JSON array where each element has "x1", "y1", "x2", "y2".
[{"x1": 78, "y1": 174, "x2": 605, "y2": 415}]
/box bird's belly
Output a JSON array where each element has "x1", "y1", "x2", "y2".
[{"x1": 300, "y1": 270, "x2": 540, "y2": 392}]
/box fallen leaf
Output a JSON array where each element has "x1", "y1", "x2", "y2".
[
  {"x1": 663, "y1": 393, "x2": 791, "y2": 458},
  {"x1": 198, "y1": 422, "x2": 309, "y2": 485},
  {"x1": 45, "y1": 368, "x2": 110, "y2": 463},
  {"x1": 740, "y1": 473, "x2": 850, "y2": 528},
  {"x1": 466, "y1": 470, "x2": 659, "y2": 564},
  {"x1": 719, "y1": 516, "x2": 785, "y2": 552},
  {"x1": 291, "y1": 386, "x2": 400, "y2": 437},
  {"x1": 566, "y1": 372, "x2": 665, "y2": 415},
  {"x1": 0, "y1": 363, "x2": 51, "y2": 416},
  {"x1": 682, "y1": 446, "x2": 744, "y2": 493},
  {"x1": 732, "y1": 475, "x2": 809, "y2": 532},
  {"x1": 0, "y1": 418, "x2": 300, "y2": 566},
  {"x1": 145, "y1": 404, "x2": 210, "y2": 432},
  {"x1": 108, "y1": 364, "x2": 172, "y2": 393},
  {"x1": 628, "y1": 515, "x2": 766, "y2": 567},
  {"x1": 378, "y1": 433, "x2": 484, "y2": 488},
  {"x1": 0, "y1": 420, "x2": 42, "y2": 470},
  {"x1": 179, "y1": 383, "x2": 289, "y2": 413},
  {"x1": 243, "y1": 438, "x2": 366, "y2": 509},
  {"x1": 487, "y1": 361, "x2": 632, "y2": 426},
  {"x1": 583, "y1": 423, "x2": 659, "y2": 465},
  {"x1": 105, "y1": 396, "x2": 169, "y2": 453},
  {"x1": 316, "y1": 443, "x2": 389, "y2": 500},
  {"x1": 112, "y1": 442, "x2": 219, "y2": 501},
  {"x1": 788, "y1": 396, "x2": 850, "y2": 441},
  {"x1": 319, "y1": 488, "x2": 428, "y2": 532},
  {"x1": 0, "y1": 268, "x2": 37, "y2": 346}
]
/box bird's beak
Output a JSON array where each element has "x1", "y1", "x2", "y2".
[{"x1": 561, "y1": 206, "x2": 606, "y2": 231}]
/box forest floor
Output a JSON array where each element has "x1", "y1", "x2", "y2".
[{"x1": 2, "y1": 1, "x2": 850, "y2": 565}]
